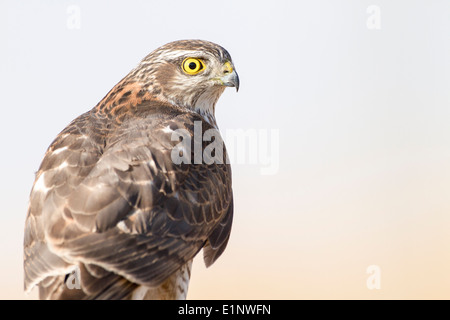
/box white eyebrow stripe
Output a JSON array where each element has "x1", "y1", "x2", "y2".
[{"x1": 154, "y1": 50, "x2": 210, "y2": 61}]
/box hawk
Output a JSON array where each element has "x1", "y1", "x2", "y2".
[{"x1": 23, "y1": 40, "x2": 239, "y2": 300}]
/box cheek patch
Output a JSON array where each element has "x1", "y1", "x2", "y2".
[{"x1": 155, "y1": 62, "x2": 177, "y2": 88}]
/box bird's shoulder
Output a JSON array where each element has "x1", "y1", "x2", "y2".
[{"x1": 25, "y1": 95, "x2": 233, "y2": 292}]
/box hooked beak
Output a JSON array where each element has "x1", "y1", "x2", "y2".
[
  {"x1": 219, "y1": 61, "x2": 240, "y2": 92},
  {"x1": 220, "y1": 70, "x2": 240, "y2": 92}
]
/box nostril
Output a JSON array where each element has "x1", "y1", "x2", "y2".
[{"x1": 223, "y1": 61, "x2": 233, "y2": 74}]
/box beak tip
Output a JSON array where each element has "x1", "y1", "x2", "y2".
[{"x1": 219, "y1": 69, "x2": 240, "y2": 92}]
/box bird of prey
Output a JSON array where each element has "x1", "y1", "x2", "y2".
[{"x1": 23, "y1": 40, "x2": 239, "y2": 300}]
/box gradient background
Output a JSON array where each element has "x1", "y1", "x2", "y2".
[{"x1": 1, "y1": 0, "x2": 449, "y2": 299}]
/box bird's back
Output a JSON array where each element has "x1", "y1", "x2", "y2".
[{"x1": 24, "y1": 99, "x2": 232, "y2": 299}]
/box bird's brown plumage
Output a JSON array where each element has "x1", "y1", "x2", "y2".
[{"x1": 24, "y1": 40, "x2": 238, "y2": 299}]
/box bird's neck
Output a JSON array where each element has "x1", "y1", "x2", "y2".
[
  {"x1": 191, "y1": 87, "x2": 225, "y2": 126},
  {"x1": 94, "y1": 78, "x2": 154, "y2": 114},
  {"x1": 93, "y1": 77, "x2": 223, "y2": 127}
]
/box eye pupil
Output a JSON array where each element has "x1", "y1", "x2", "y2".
[{"x1": 182, "y1": 58, "x2": 204, "y2": 74}]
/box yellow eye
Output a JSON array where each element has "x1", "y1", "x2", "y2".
[{"x1": 182, "y1": 58, "x2": 205, "y2": 75}]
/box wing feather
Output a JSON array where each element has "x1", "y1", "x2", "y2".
[{"x1": 24, "y1": 100, "x2": 233, "y2": 296}]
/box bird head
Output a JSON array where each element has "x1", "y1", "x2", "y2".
[{"x1": 131, "y1": 40, "x2": 239, "y2": 117}]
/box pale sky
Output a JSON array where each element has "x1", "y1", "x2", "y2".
[{"x1": 1, "y1": 0, "x2": 449, "y2": 299}]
